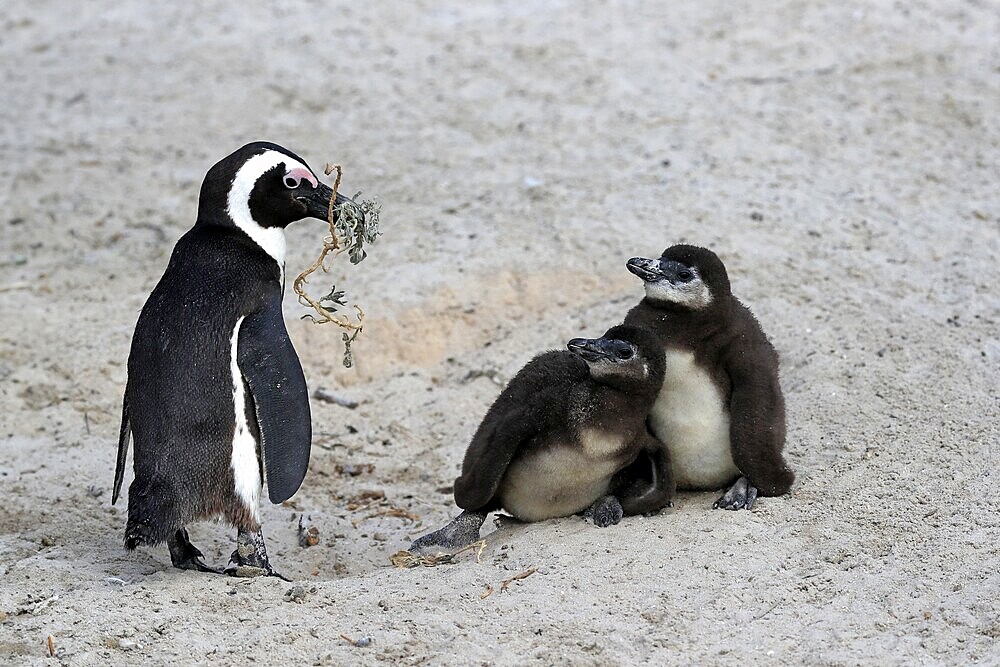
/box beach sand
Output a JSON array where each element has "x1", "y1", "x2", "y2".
[{"x1": 1, "y1": 1, "x2": 997, "y2": 664}]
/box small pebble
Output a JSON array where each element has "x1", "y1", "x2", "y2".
[{"x1": 284, "y1": 585, "x2": 307, "y2": 603}]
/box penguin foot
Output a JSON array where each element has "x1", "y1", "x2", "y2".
[
  {"x1": 409, "y1": 510, "x2": 487, "y2": 554},
  {"x1": 168, "y1": 528, "x2": 224, "y2": 574},
  {"x1": 225, "y1": 527, "x2": 291, "y2": 581},
  {"x1": 585, "y1": 495, "x2": 624, "y2": 527},
  {"x1": 225, "y1": 563, "x2": 291, "y2": 581},
  {"x1": 713, "y1": 476, "x2": 758, "y2": 511}
]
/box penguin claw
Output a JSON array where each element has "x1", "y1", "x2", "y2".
[
  {"x1": 174, "y1": 556, "x2": 224, "y2": 575},
  {"x1": 225, "y1": 527, "x2": 289, "y2": 580},
  {"x1": 713, "y1": 476, "x2": 758, "y2": 511},
  {"x1": 586, "y1": 495, "x2": 624, "y2": 527},
  {"x1": 224, "y1": 563, "x2": 291, "y2": 582},
  {"x1": 168, "y1": 528, "x2": 223, "y2": 574}
]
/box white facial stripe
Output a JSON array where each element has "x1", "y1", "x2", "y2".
[
  {"x1": 230, "y1": 316, "x2": 262, "y2": 520},
  {"x1": 645, "y1": 278, "x2": 713, "y2": 308},
  {"x1": 226, "y1": 149, "x2": 312, "y2": 281}
]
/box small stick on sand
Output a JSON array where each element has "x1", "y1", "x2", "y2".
[
  {"x1": 500, "y1": 567, "x2": 538, "y2": 592},
  {"x1": 480, "y1": 584, "x2": 494, "y2": 600},
  {"x1": 340, "y1": 634, "x2": 371, "y2": 647},
  {"x1": 312, "y1": 388, "x2": 359, "y2": 409},
  {"x1": 360, "y1": 506, "x2": 421, "y2": 524},
  {"x1": 474, "y1": 539, "x2": 487, "y2": 564}
]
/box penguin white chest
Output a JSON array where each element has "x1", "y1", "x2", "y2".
[
  {"x1": 229, "y1": 316, "x2": 262, "y2": 518},
  {"x1": 649, "y1": 349, "x2": 737, "y2": 489}
]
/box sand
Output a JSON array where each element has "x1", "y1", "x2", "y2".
[{"x1": 1, "y1": 1, "x2": 998, "y2": 664}]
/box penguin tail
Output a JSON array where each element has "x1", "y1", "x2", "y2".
[
  {"x1": 123, "y1": 515, "x2": 170, "y2": 550},
  {"x1": 123, "y1": 530, "x2": 145, "y2": 551},
  {"x1": 123, "y1": 478, "x2": 183, "y2": 549},
  {"x1": 112, "y1": 395, "x2": 130, "y2": 505},
  {"x1": 123, "y1": 522, "x2": 166, "y2": 551}
]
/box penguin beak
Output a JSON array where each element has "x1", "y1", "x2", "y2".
[
  {"x1": 626, "y1": 257, "x2": 663, "y2": 282},
  {"x1": 298, "y1": 183, "x2": 362, "y2": 223},
  {"x1": 567, "y1": 337, "x2": 613, "y2": 362}
]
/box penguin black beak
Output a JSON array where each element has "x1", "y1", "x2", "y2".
[
  {"x1": 626, "y1": 257, "x2": 662, "y2": 282},
  {"x1": 298, "y1": 183, "x2": 362, "y2": 223},
  {"x1": 567, "y1": 337, "x2": 613, "y2": 362}
]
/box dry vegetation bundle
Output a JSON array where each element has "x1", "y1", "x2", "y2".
[{"x1": 292, "y1": 164, "x2": 382, "y2": 367}]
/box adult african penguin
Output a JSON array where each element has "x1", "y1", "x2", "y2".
[
  {"x1": 113, "y1": 141, "x2": 358, "y2": 577},
  {"x1": 410, "y1": 325, "x2": 674, "y2": 552},
  {"x1": 623, "y1": 244, "x2": 794, "y2": 510}
]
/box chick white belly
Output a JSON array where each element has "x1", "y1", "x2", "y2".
[
  {"x1": 649, "y1": 349, "x2": 738, "y2": 490},
  {"x1": 499, "y1": 446, "x2": 618, "y2": 522}
]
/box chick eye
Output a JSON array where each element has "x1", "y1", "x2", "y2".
[
  {"x1": 677, "y1": 270, "x2": 693, "y2": 281},
  {"x1": 283, "y1": 175, "x2": 301, "y2": 189},
  {"x1": 616, "y1": 348, "x2": 633, "y2": 360}
]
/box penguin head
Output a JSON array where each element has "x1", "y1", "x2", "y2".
[
  {"x1": 567, "y1": 325, "x2": 664, "y2": 391},
  {"x1": 197, "y1": 142, "x2": 359, "y2": 266},
  {"x1": 626, "y1": 244, "x2": 730, "y2": 310}
]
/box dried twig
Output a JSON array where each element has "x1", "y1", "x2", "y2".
[
  {"x1": 363, "y1": 507, "x2": 421, "y2": 523},
  {"x1": 500, "y1": 567, "x2": 538, "y2": 592},
  {"x1": 351, "y1": 503, "x2": 420, "y2": 529},
  {"x1": 312, "y1": 388, "x2": 359, "y2": 409},
  {"x1": 390, "y1": 539, "x2": 488, "y2": 569},
  {"x1": 340, "y1": 634, "x2": 371, "y2": 647},
  {"x1": 474, "y1": 539, "x2": 487, "y2": 564},
  {"x1": 480, "y1": 584, "x2": 494, "y2": 600},
  {"x1": 47, "y1": 636, "x2": 55, "y2": 657}
]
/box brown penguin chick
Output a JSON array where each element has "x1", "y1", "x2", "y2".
[
  {"x1": 623, "y1": 244, "x2": 794, "y2": 510},
  {"x1": 409, "y1": 326, "x2": 673, "y2": 553}
]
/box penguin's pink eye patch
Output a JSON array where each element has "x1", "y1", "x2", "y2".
[{"x1": 283, "y1": 167, "x2": 318, "y2": 189}]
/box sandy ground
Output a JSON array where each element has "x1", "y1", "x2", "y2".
[{"x1": 1, "y1": 1, "x2": 998, "y2": 665}]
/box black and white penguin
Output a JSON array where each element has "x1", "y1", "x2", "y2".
[
  {"x1": 410, "y1": 325, "x2": 674, "y2": 552},
  {"x1": 623, "y1": 244, "x2": 794, "y2": 510},
  {"x1": 113, "y1": 141, "x2": 357, "y2": 577}
]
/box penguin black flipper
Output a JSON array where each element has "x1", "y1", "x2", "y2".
[
  {"x1": 237, "y1": 288, "x2": 312, "y2": 504},
  {"x1": 112, "y1": 394, "x2": 130, "y2": 505},
  {"x1": 454, "y1": 351, "x2": 586, "y2": 511},
  {"x1": 724, "y1": 343, "x2": 794, "y2": 497},
  {"x1": 453, "y1": 406, "x2": 540, "y2": 510}
]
